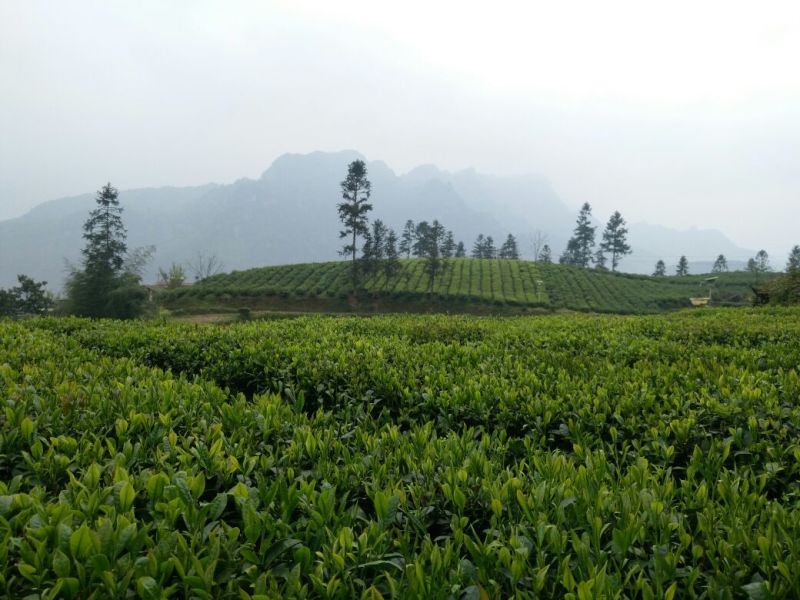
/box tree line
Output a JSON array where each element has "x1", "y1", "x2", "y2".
[
  {"x1": 337, "y1": 160, "x2": 521, "y2": 294},
  {"x1": 4, "y1": 162, "x2": 799, "y2": 320}
]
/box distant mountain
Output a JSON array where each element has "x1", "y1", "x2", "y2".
[{"x1": 0, "y1": 150, "x2": 754, "y2": 289}]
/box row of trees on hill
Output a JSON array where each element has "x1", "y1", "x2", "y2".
[
  {"x1": 558, "y1": 203, "x2": 632, "y2": 271},
  {"x1": 337, "y1": 160, "x2": 521, "y2": 293},
  {"x1": 471, "y1": 234, "x2": 520, "y2": 259},
  {"x1": 337, "y1": 161, "x2": 454, "y2": 292},
  {"x1": 652, "y1": 248, "x2": 781, "y2": 277}
]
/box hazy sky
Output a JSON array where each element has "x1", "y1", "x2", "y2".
[{"x1": 1, "y1": 0, "x2": 799, "y2": 256}]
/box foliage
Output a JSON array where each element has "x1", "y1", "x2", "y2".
[
  {"x1": 599, "y1": 211, "x2": 631, "y2": 271},
  {"x1": 539, "y1": 244, "x2": 552, "y2": 264},
  {"x1": 414, "y1": 220, "x2": 447, "y2": 291},
  {"x1": 712, "y1": 254, "x2": 728, "y2": 273},
  {"x1": 770, "y1": 245, "x2": 800, "y2": 305},
  {"x1": 64, "y1": 183, "x2": 150, "y2": 319},
  {"x1": 653, "y1": 260, "x2": 666, "y2": 277},
  {"x1": 788, "y1": 245, "x2": 800, "y2": 273},
  {"x1": 337, "y1": 160, "x2": 373, "y2": 292},
  {"x1": 399, "y1": 220, "x2": 415, "y2": 259},
  {"x1": 158, "y1": 263, "x2": 187, "y2": 289},
  {"x1": 562, "y1": 202, "x2": 596, "y2": 267},
  {"x1": 441, "y1": 231, "x2": 456, "y2": 258},
  {"x1": 676, "y1": 256, "x2": 689, "y2": 276},
  {"x1": 750, "y1": 250, "x2": 771, "y2": 273},
  {"x1": 4, "y1": 308, "x2": 800, "y2": 597},
  {"x1": 383, "y1": 230, "x2": 401, "y2": 279},
  {"x1": 0, "y1": 275, "x2": 54, "y2": 317},
  {"x1": 471, "y1": 234, "x2": 498, "y2": 259},
  {"x1": 498, "y1": 234, "x2": 519, "y2": 259}
]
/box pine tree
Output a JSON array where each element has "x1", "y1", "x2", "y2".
[
  {"x1": 594, "y1": 248, "x2": 607, "y2": 270},
  {"x1": 499, "y1": 234, "x2": 519, "y2": 259},
  {"x1": 559, "y1": 239, "x2": 580, "y2": 265},
  {"x1": 441, "y1": 231, "x2": 456, "y2": 258},
  {"x1": 360, "y1": 231, "x2": 377, "y2": 275},
  {"x1": 413, "y1": 222, "x2": 431, "y2": 257},
  {"x1": 65, "y1": 183, "x2": 147, "y2": 318},
  {"x1": 418, "y1": 220, "x2": 446, "y2": 291},
  {"x1": 599, "y1": 211, "x2": 631, "y2": 271},
  {"x1": 472, "y1": 234, "x2": 486, "y2": 259},
  {"x1": 455, "y1": 241, "x2": 466, "y2": 258},
  {"x1": 539, "y1": 244, "x2": 552, "y2": 264},
  {"x1": 337, "y1": 160, "x2": 372, "y2": 293},
  {"x1": 787, "y1": 245, "x2": 800, "y2": 273},
  {"x1": 383, "y1": 229, "x2": 401, "y2": 278},
  {"x1": 754, "y1": 249, "x2": 771, "y2": 272},
  {"x1": 676, "y1": 256, "x2": 689, "y2": 276},
  {"x1": 563, "y1": 203, "x2": 596, "y2": 267},
  {"x1": 653, "y1": 260, "x2": 666, "y2": 277},
  {"x1": 484, "y1": 236, "x2": 497, "y2": 259},
  {"x1": 399, "y1": 220, "x2": 415, "y2": 258},
  {"x1": 712, "y1": 254, "x2": 728, "y2": 273}
]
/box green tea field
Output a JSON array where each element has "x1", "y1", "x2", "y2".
[
  {"x1": 2, "y1": 307, "x2": 800, "y2": 598},
  {"x1": 159, "y1": 259, "x2": 760, "y2": 315}
]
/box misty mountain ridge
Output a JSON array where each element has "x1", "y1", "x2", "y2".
[{"x1": 0, "y1": 150, "x2": 754, "y2": 290}]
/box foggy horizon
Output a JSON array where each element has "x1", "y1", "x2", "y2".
[{"x1": 2, "y1": 1, "x2": 799, "y2": 260}]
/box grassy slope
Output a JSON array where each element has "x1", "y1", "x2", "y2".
[{"x1": 160, "y1": 258, "x2": 763, "y2": 314}]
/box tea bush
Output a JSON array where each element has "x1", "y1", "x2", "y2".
[{"x1": 2, "y1": 308, "x2": 800, "y2": 598}]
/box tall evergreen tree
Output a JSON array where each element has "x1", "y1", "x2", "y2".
[
  {"x1": 484, "y1": 236, "x2": 497, "y2": 259},
  {"x1": 559, "y1": 238, "x2": 580, "y2": 265},
  {"x1": 676, "y1": 256, "x2": 689, "y2": 276},
  {"x1": 712, "y1": 254, "x2": 728, "y2": 273},
  {"x1": 399, "y1": 219, "x2": 415, "y2": 258},
  {"x1": 563, "y1": 202, "x2": 596, "y2": 267},
  {"x1": 360, "y1": 231, "x2": 377, "y2": 274},
  {"x1": 539, "y1": 244, "x2": 552, "y2": 264},
  {"x1": 472, "y1": 234, "x2": 486, "y2": 259},
  {"x1": 65, "y1": 183, "x2": 147, "y2": 318},
  {"x1": 441, "y1": 231, "x2": 456, "y2": 258},
  {"x1": 499, "y1": 234, "x2": 519, "y2": 259},
  {"x1": 594, "y1": 248, "x2": 607, "y2": 270},
  {"x1": 599, "y1": 211, "x2": 631, "y2": 271},
  {"x1": 653, "y1": 260, "x2": 666, "y2": 277},
  {"x1": 361, "y1": 220, "x2": 390, "y2": 275},
  {"x1": 337, "y1": 160, "x2": 372, "y2": 293},
  {"x1": 754, "y1": 249, "x2": 771, "y2": 272},
  {"x1": 417, "y1": 220, "x2": 446, "y2": 291},
  {"x1": 413, "y1": 221, "x2": 431, "y2": 257},
  {"x1": 455, "y1": 241, "x2": 466, "y2": 258},
  {"x1": 383, "y1": 229, "x2": 401, "y2": 278},
  {"x1": 787, "y1": 245, "x2": 800, "y2": 273}
]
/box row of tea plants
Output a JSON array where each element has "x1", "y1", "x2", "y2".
[{"x1": 2, "y1": 307, "x2": 800, "y2": 597}]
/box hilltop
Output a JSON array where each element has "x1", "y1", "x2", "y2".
[
  {"x1": 159, "y1": 258, "x2": 761, "y2": 315},
  {"x1": 0, "y1": 151, "x2": 753, "y2": 290}
]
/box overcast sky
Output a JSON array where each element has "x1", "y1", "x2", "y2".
[{"x1": 1, "y1": 0, "x2": 799, "y2": 257}]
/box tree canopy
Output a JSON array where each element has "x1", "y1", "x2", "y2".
[{"x1": 337, "y1": 160, "x2": 373, "y2": 293}]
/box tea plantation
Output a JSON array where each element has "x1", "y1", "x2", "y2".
[
  {"x1": 2, "y1": 308, "x2": 800, "y2": 598},
  {"x1": 159, "y1": 259, "x2": 759, "y2": 315}
]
